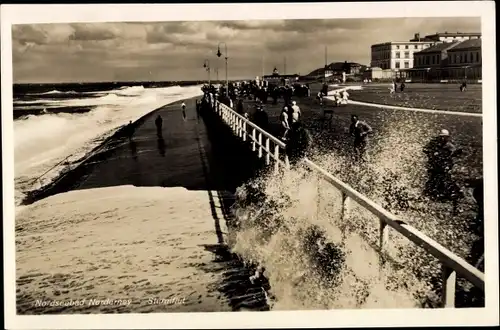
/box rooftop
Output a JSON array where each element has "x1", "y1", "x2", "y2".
[
  {"x1": 371, "y1": 41, "x2": 435, "y2": 47},
  {"x1": 426, "y1": 32, "x2": 481, "y2": 37},
  {"x1": 447, "y1": 38, "x2": 482, "y2": 51},
  {"x1": 415, "y1": 41, "x2": 461, "y2": 54}
]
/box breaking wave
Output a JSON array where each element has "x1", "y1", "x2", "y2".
[
  {"x1": 229, "y1": 109, "x2": 482, "y2": 309},
  {"x1": 14, "y1": 84, "x2": 203, "y2": 205}
]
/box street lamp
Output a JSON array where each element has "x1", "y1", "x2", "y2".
[
  {"x1": 217, "y1": 42, "x2": 228, "y2": 96},
  {"x1": 203, "y1": 59, "x2": 210, "y2": 86}
]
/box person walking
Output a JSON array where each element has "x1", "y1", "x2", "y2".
[
  {"x1": 236, "y1": 99, "x2": 244, "y2": 115},
  {"x1": 253, "y1": 103, "x2": 269, "y2": 132},
  {"x1": 286, "y1": 121, "x2": 313, "y2": 166},
  {"x1": 181, "y1": 101, "x2": 187, "y2": 121},
  {"x1": 349, "y1": 114, "x2": 373, "y2": 162},
  {"x1": 280, "y1": 106, "x2": 291, "y2": 141},
  {"x1": 290, "y1": 100, "x2": 301, "y2": 123},
  {"x1": 423, "y1": 129, "x2": 463, "y2": 202},
  {"x1": 155, "y1": 115, "x2": 163, "y2": 137}
]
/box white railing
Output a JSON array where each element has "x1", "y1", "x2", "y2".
[
  {"x1": 215, "y1": 101, "x2": 289, "y2": 172},
  {"x1": 212, "y1": 99, "x2": 485, "y2": 308}
]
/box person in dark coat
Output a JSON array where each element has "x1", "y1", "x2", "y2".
[
  {"x1": 400, "y1": 82, "x2": 406, "y2": 92},
  {"x1": 253, "y1": 104, "x2": 269, "y2": 131},
  {"x1": 236, "y1": 99, "x2": 244, "y2": 115},
  {"x1": 286, "y1": 121, "x2": 312, "y2": 166},
  {"x1": 423, "y1": 129, "x2": 463, "y2": 202},
  {"x1": 155, "y1": 115, "x2": 163, "y2": 137},
  {"x1": 349, "y1": 114, "x2": 373, "y2": 162}
]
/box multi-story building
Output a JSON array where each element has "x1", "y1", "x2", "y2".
[
  {"x1": 369, "y1": 31, "x2": 481, "y2": 80},
  {"x1": 445, "y1": 38, "x2": 482, "y2": 80},
  {"x1": 413, "y1": 42, "x2": 460, "y2": 68},
  {"x1": 370, "y1": 41, "x2": 435, "y2": 70},
  {"x1": 408, "y1": 38, "x2": 481, "y2": 81}
]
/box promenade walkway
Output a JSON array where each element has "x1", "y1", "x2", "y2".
[{"x1": 16, "y1": 98, "x2": 269, "y2": 313}]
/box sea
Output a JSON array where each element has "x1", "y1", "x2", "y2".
[
  {"x1": 13, "y1": 81, "x2": 204, "y2": 205},
  {"x1": 11, "y1": 80, "x2": 483, "y2": 309}
]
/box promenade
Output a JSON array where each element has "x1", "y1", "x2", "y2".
[
  {"x1": 16, "y1": 97, "x2": 269, "y2": 313},
  {"x1": 16, "y1": 84, "x2": 485, "y2": 313}
]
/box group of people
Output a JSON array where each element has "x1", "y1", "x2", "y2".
[
  {"x1": 202, "y1": 82, "x2": 478, "y2": 214},
  {"x1": 389, "y1": 81, "x2": 406, "y2": 94},
  {"x1": 330, "y1": 89, "x2": 350, "y2": 106}
]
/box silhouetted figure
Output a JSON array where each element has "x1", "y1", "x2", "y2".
[
  {"x1": 129, "y1": 139, "x2": 138, "y2": 161},
  {"x1": 126, "y1": 120, "x2": 134, "y2": 140},
  {"x1": 349, "y1": 114, "x2": 373, "y2": 162},
  {"x1": 195, "y1": 99, "x2": 201, "y2": 119},
  {"x1": 460, "y1": 81, "x2": 467, "y2": 92},
  {"x1": 181, "y1": 101, "x2": 187, "y2": 121},
  {"x1": 155, "y1": 115, "x2": 163, "y2": 137},
  {"x1": 253, "y1": 105, "x2": 269, "y2": 132},
  {"x1": 400, "y1": 82, "x2": 406, "y2": 92},
  {"x1": 423, "y1": 129, "x2": 463, "y2": 202},
  {"x1": 286, "y1": 121, "x2": 312, "y2": 166},
  {"x1": 236, "y1": 99, "x2": 244, "y2": 115},
  {"x1": 157, "y1": 136, "x2": 166, "y2": 157}
]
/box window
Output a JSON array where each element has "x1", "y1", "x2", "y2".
[
  {"x1": 476, "y1": 52, "x2": 480, "y2": 62},
  {"x1": 432, "y1": 56, "x2": 435, "y2": 65},
  {"x1": 395, "y1": 61, "x2": 400, "y2": 69},
  {"x1": 469, "y1": 53, "x2": 473, "y2": 62},
  {"x1": 426, "y1": 56, "x2": 430, "y2": 65},
  {"x1": 404, "y1": 61, "x2": 409, "y2": 69},
  {"x1": 414, "y1": 45, "x2": 418, "y2": 49},
  {"x1": 405, "y1": 45, "x2": 409, "y2": 49},
  {"x1": 460, "y1": 54, "x2": 463, "y2": 63},
  {"x1": 396, "y1": 45, "x2": 400, "y2": 49},
  {"x1": 404, "y1": 52, "x2": 410, "y2": 58},
  {"x1": 395, "y1": 51, "x2": 400, "y2": 59},
  {"x1": 437, "y1": 56, "x2": 441, "y2": 64}
]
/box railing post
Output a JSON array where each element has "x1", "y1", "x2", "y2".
[
  {"x1": 252, "y1": 128, "x2": 256, "y2": 151},
  {"x1": 379, "y1": 220, "x2": 389, "y2": 272},
  {"x1": 441, "y1": 265, "x2": 457, "y2": 308},
  {"x1": 274, "y1": 144, "x2": 279, "y2": 172},
  {"x1": 243, "y1": 122, "x2": 247, "y2": 142},
  {"x1": 316, "y1": 175, "x2": 321, "y2": 221},
  {"x1": 265, "y1": 138, "x2": 270, "y2": 165},
  {"x1": 284, "y1": 155, "x2": 290, "y2": 169},
  {"x1": 258, "y1": 132, "x2": 263, "y2": 158},
  {"x1": 340, "y1": 192, "x2": 348, "y2": 242}
]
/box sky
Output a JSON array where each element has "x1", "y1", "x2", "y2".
[{"x1": 11, "y1": 17, "x2": 480, "y2": 83}]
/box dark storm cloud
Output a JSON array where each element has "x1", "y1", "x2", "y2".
[
  {"x1": 69, "y1": 24, "x2": 117, "y2": 41},
  {"x1": 11, "y1": 17, "x2": 481, "y2": 83},
  {"x1": 12, "y1": 25, "x2": 48, "y2": 45}
]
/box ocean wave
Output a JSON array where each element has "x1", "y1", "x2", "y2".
[{"x1": 14, "y1": 84, "x2": 203, "y2": 205}]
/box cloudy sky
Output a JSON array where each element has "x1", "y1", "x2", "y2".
[{"x1": 12, "y1": 17, "x2": 480, "y2": 83}]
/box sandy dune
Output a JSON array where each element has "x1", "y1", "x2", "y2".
[{"x1": 15, "y1": 185, "x2": 265, "y2": 314}]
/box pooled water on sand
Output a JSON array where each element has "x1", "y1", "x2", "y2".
[{"x1": 229, "y1": 110, "x2": 481, "y2": 309}]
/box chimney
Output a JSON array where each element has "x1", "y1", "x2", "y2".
[{"x1": 415, "y1": 33, "x2": 420, "y2": 40}]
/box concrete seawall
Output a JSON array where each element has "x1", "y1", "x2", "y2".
[{"x1": 22, "y1": 100, "x2": 196, "y2": 205}]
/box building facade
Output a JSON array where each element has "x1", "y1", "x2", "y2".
[
  {"x1": 370, "y1": 31, "x2": 481, "y2": 80},
  {"x1": 370, "y1": 41, "x2": 434, "y2": 70},
  {"x1": 408, "y1": 38, "x2": 481, "y2": 81},
  {"x1": 445, "y1": 39, "x2": 482, "y2": 80}
]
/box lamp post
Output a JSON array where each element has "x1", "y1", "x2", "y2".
[
  {"x1": 203, "y1": 59, "x2": 211, "y2": 86},
  {"x1": 217, "y1": 42, "x2": 228, "y2": 96}
]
